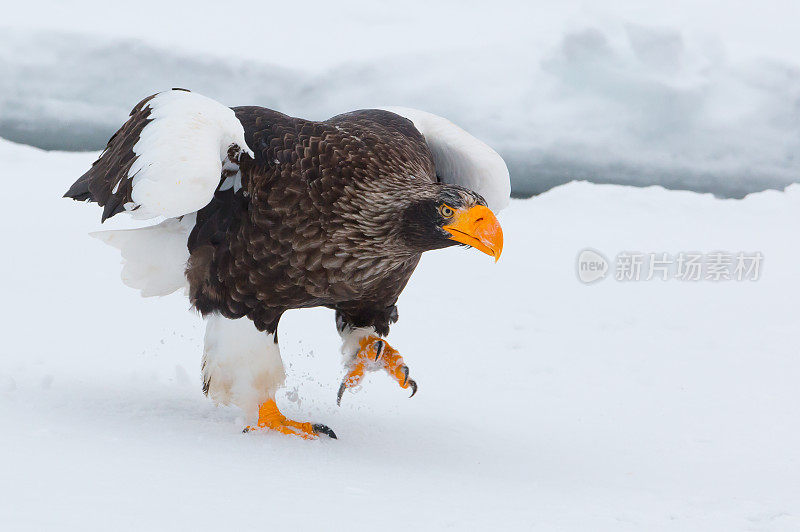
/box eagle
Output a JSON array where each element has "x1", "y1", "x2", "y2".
[{"x1": 65, "y1": 89, "x2": 509, "y2": 439}]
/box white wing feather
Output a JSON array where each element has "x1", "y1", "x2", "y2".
[
  {"x1": 380, "y1": 107, "x2": 510, "y2": 211},
  {"x1": 90, "y1": 90, "x2": 253, "y2": 297},
  {"x1": 127, "y1": 90, "x2": 253, "y2": 219}
]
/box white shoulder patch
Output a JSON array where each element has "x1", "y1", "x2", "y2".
[
  {"x1": 380, "y1": 107, "x2": 510, "y2": 211},
  {"x1": 128, "y1": 90, "x2": 254, "y2": 219}
]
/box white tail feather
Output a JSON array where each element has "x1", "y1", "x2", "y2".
[{"x1": 91, "y1": 215, "x2": 195, "y2": 297}]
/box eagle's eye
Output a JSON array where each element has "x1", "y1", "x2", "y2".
[{"x1": 438, "y1": 204, "x2": 455, "y2": 218}]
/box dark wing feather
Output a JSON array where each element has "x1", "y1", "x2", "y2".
[{"x1": 64, "y1": 94, "x2": 156, "y2": 221}]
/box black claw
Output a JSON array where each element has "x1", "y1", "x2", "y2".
[
  {"x1": 374, "y1": 340, "x2": 384, "y2": 361},
  {"x1": 402, "y1": 365, "x2": 410, "y2": 386},
  {"x1": 313, "y1": 423, "x2": 338, "y2": 439},
  {"x1": 242, "y1": 426, "x2": 251, "y2": 434},
  {"x1": 336, "y1": 380, "x2": 347, "y2": 406},
  {"x1": 408, "y1": 378, "x2": 418, "y2": 398}
]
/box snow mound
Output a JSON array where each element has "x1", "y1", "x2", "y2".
[
  {"x1": 2, "y1": 17, "x2": 800, "y2": 199},
  {"x1": 0, "y1": 30, "x2": 305, "y2": 151}
]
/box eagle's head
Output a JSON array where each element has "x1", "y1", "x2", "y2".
[{"x1": 400, "y1": 184, "x2": 504, "y2": 261}]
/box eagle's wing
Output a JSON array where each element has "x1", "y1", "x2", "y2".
[
  {"x1": 379, "y1": 107, "x2": 510, "y2": 211},
  {"x1": 64, "y1": 89, "x2": 253, "y2": 221}
]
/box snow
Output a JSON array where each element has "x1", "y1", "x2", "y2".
[
  {"x1": 1, "y1": 137, "x2": 798, "y2": 530},
  {"x1": 2, "y1": 1, "x2": 800, "y2": 197}
]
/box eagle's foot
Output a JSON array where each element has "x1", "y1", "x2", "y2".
[
  {"x1": 337, "y1": 336, "x2": 418, "y2": 405},
  {"x1": 243, "y1": 399, "x2": 336, "y2": 440}
]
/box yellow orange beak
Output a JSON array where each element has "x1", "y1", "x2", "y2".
[{"x1": 443, "y1": 205, "x2": 503, "y2": 262}]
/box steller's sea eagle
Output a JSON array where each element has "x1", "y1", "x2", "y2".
[{"x1": 64, "y1": 89, "x2": 509, "y2": 439}]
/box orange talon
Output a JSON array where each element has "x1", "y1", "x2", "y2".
[
  {"x1": 337, "y1": 335, "x2": 418, "y2": 405},
  {"x1": 243, "y1": 399, "x2": 336, "y2": 439}
]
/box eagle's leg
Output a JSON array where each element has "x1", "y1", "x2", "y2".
[
  {"x1": 243, "y1": 399, "x2": 336, "y2": 439},
  {"x1": 202, "y1": 313, "x2": 335, "y2": 439},
  {"x1": 337, "y1": 335, "x2": 418, "y2": 405},
  {"x1": 335, "y1": 309, "x2": 417, "y2": 405}
]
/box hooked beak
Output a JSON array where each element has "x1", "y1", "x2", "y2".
[{"x1": 443, "y1": 205, "x2": 503, "y2": 262}]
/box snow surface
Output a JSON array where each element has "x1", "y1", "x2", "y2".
[
  {"x1": 1, "y1": 138, "x2": 799, "y2": 530},
  {"x1": 2, "y1": 1, "x2": 800, "y2": 197}
]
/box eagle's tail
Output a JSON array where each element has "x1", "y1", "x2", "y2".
[{"x1": 90, "y1": 215, "x2": 196, "y2": 298}]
